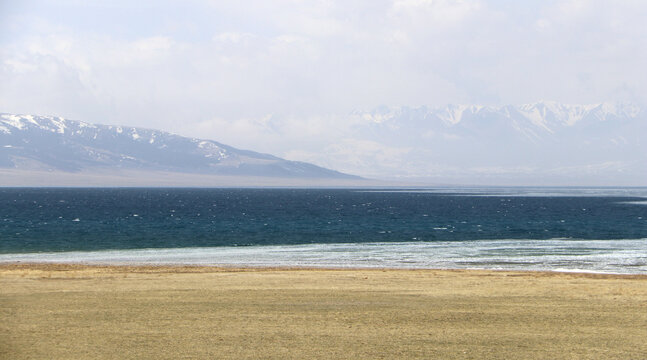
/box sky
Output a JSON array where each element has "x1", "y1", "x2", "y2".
[{"x1": 1, "y1": 0, "x2": 646, "y2": 183}]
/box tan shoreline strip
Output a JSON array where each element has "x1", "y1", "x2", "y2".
[
  {"x1": 2, "y1": 263, "x2": 647, "y2": 359},
  {"x1": 2, "y1": 262, "x2": 646, "y2": 279}
]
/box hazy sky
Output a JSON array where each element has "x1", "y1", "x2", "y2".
[{"x1": 1, "y1": 0, "x2": 646, "y2": 182}]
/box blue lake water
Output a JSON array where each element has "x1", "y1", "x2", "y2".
[{"x1": 1, "y1": 187, "x2": 646, "y2": 273}]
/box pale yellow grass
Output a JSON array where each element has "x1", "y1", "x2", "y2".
[{"x1": 1, "y1": 264, "x2": 647, "y2": 359}]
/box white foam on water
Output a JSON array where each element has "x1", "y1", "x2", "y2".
[
  {"x1": 2, "y1": 239, "x2": 647, "y2": 274},
  {"x1": 357, "y1": 187, "x2": 647, "y2": 198}
]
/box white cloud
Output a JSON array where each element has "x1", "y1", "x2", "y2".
[
  {"x1": 212, "y1": 32, "x2": 253, "y2": 44},
  {"x1": 1, "y1": 0, "x2": 646, "y2": 182},
  {"x1": 391, "y1": 0, "x2": 482, "y2": 27},
  {"x1": 132, "y1": 36, "x2": 172, "y2": 52}
]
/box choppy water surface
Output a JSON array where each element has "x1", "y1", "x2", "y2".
[{"x1": 1, "y1": 187, "x2": 646, "y2": 273}]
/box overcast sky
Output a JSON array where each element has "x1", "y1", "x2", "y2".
[{"x1": 1, "y1": 0, "x2": 646, "y2": 182}]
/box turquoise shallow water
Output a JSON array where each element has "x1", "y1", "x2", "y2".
[{"x1": 1, "y1": 187, "x2": 646, "y2": 273}]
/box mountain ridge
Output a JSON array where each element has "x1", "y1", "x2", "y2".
[
  {"x1": 2, "y1": 100, "x2": 645, "y2": 186},
  {"x1": 0, "y1": 113, "x2": 359, "y2": 179},
  {"x1": 334, "y1": 101, "x2": 645, "y2": 184},
  {"x1": 358, "y1": 101, "x2": 641, "y2": 129}
]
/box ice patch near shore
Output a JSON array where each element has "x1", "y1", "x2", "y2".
[{"x1": 2, "y1": 239, "x2": 647, "y2": 274}]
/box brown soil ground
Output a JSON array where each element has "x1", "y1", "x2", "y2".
[{"x1": 2, "y1": 264, "x2": 647, "y2": 359}]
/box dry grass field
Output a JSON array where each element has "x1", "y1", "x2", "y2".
[{"x1": 2, "y1": 264, "x2": 647, "y2": 359}]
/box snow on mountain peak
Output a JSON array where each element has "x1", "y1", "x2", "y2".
[
  {"x1": 435, "y1": 104, "x2": 488, "y2": 125},
  {"x1": 355, "y1": 102, "x2": 641, "y2": 131},
  {"x1": 598, "y1": 102, "x2": 641, "y2": 118},
  {"x1": 515, "y1": 101, "x2": 642, "y2": 127},
  {"x1": 517, "y1": 101, "x2": 592, "y2": 127},
  {"x1": 0, "y1": 112, "x2": 355, "y2": 179},
  {"x1": 0, "y1": 113, "x2": 99, "y2": 135},
  {"x1": 1, "y1": 114, "x2": 28, "y2": 131}
]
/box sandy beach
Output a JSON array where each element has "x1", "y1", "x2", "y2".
[{"x1": 2, "y1": 264, "x2": 647, "y2": 359}]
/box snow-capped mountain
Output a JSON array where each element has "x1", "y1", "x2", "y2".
[
  {"x1": 0, "y1": 113, "x2": 358, "y2": 179},
  {"x1": 338, "y1": 101, "x2": 645, "y2": 184},
  {"x1": 2, "y1": 101, "x2": 644, "y2": 186},
  {"x1": 358, "y1": 101, "x2": 641, "y2": 132}
]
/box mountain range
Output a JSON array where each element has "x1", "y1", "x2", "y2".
[
  {"x1": 335, "y1": 101, "x2": 645, "y2": 185},
  {"x1": 0, "y1": 113, "x2": 359, "y2": 184},
  {"x1": 1, "y1": 101, "x2": 645, "y2": 186}
]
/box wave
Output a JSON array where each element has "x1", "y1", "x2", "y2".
[
  {"x1": 2, "y1": 238, "x2": 646, "y2": 274},
  {"x1": 357, "y1": 187, "x2": 647, "y2": 198}
]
